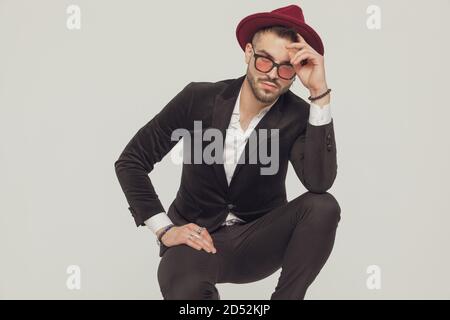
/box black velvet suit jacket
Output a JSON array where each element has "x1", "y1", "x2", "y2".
[{"x1": 114, "y1": 74, "x2": 337, "y2": 257}]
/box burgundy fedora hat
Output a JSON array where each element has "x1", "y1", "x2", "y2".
[{"x1": 236, "y1": 4, "x2": 324, "y2": 55}]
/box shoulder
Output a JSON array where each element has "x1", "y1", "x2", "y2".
[
  {"x1": 180, "y1": 78, "x2": 237, "y2": 115},
  {"x1": 185, "y1": 77, "x2": 235, "y2": 97},
  {"x1": 177, "y1": 77, "x2": 235, "y2": 119}
]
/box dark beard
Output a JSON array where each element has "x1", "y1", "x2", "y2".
[{"x1": 246, "y1": 71, "x2": 291, "y2": 104}]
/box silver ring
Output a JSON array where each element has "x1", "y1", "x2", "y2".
[{"x1": 195, "y1": 227, "x2": 204, "y2": 234}]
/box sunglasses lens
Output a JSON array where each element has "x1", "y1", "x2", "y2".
[
  {"x1": 255, "y1": 56, "x2": 273, "y2": 73},
  {"x1": 279, "y1": 65, "x2": 296, "y2": 80}
]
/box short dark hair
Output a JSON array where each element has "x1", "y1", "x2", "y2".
[{"x1": 251, "y1": 25, "x2": 298, "y2": 46}]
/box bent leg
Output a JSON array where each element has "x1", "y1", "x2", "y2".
[
  {"x1": 219, "y1": 191, "x2": 341, "y2": 299},
  {"x1": 157, "y1": 243, "x2": 221, "y2": 300},
  {"x1": 270, "y1": 192, "x2": 341, "y2": 299}
]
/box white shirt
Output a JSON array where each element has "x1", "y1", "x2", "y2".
[{"x1": 144, "y1": 84, "x2": 332, "y2": 234}]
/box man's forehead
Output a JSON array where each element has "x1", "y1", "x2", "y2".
[
  {"x1": 254, "y1": 46, "x2": 291, "y2": 64},
  {"x1": 254, "y1": 34, "x2": 292, "y2": 62}
]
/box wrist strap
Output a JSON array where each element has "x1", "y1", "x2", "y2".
[
  {"x1": 308, "y1": 88, "x2": 332, "y2": 101},
  {"x1": 157, "y1": 224, "x2": 174, "y2": 243}
]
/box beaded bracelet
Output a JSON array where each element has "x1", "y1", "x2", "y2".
[
  {"x1": 308, "y1": 88, "x2": 332, "y2": 101},
  {"x1": 156, "y1": 224, "x2": 175, "y2": 246}
]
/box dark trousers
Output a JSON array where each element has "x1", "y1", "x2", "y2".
[{"x1": 157, "y1": 191, "x2": 341, "y2": 300}]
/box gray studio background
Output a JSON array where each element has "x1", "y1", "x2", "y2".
[{"x1": 1, "y1": 0, "x2": 449, "y2": 299}]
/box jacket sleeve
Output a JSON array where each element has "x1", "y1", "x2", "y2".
[
  {"x1": 114, "y1": 82, "x2": 194, "y2": 226},
  {"x1": 289, "y1": 118, "x2": 337, "y2": 193}
]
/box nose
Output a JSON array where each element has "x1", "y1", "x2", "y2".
[{"x1": 268, "y1": 67, "x2": 278, "y2": 79}]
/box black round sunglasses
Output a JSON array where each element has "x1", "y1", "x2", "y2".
[{"x1": 251, "y1": 45, "x2": 297, "y2": 80}]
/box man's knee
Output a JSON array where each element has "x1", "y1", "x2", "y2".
[
  {"x1": 166, "y1": 277, "x2": 219, "y2": 300},
  {"x1": 159, "y1": 272, "x2": 219, "y2": 300},
  {"x1": 296, "y1": 191, "x2": 341, "y2": 230},
  {"x1": 157, "y1": 247, "x2": 220, "y2": 300}
]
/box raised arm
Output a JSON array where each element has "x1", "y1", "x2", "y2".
[{"x1": 289, "y1": 103, "x2": 337, "y2": 193}]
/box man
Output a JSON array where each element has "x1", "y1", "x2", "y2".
[{"x1": 115, "y1": 4, "x2": 341, "y2": 300}]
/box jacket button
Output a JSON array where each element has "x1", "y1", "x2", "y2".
[
  {"x1": 327, "y1": 133, "x2": 332, "y2": 139},
  {"x1": 227, "y1": 203, "x2": 235, "y2": 210},
  {"x1": 327, "y1": 144, "x2": 332, "y2": 151}
]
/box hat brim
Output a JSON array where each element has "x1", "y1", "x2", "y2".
[{"x1": 236, "y1": 13, "x2": 324, "y2": 55}]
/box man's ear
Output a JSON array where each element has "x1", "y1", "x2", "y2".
[{"x1": 244, "y1": 43, "x2": 252, "y2": 64}]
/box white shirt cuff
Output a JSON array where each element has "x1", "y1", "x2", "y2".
[
  {"x1": 144, "y1": 212, "x2": 174, "y2": 235},
  {"x1": 308, "y1": 102, "x2": 332, "y2": 126}
]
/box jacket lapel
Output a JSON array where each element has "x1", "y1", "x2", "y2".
[
  {"x1": 211, "y1": 74, "x2": 285, "y2": 193},
  {"x1": 211, "y1": 76, "x2": 244, "y2": 194},
  {"x1": 228, "y1": 91, "x2": 284, "y2": 189}
]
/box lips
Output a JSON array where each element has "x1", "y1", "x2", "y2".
[{"x1": 261, "y1": 81, "x2": 277, "y2": 90}]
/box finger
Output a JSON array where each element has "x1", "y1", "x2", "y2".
[
  {"x1": 285, "y1": 42, "x2": 308, "y2": 51},
  {"x1": 290, "y1": 34, "x2": 318, "y2": 54},
  {"x1": 190, "y1": 225, "x2": 215, "y2": 246},
  {"x1": 291, "y1": 49, "x2": 313, "y2": 62},
  {"x1": 191, "y1": 233, "x2": 211, "y2": 247},
  {"x1": 184, "y1": 232, "x2": 208, "y2": 251},
  {"x1": 286, "y1": 44, "x2": 308, "y2": 60},
  {"x1": 187, "y1": 223, "x2": 204, "y2": 234},
  {"x1": 187, "y1": 223, "x2": 199, "y2": 231},
  {"x1": 192, "y1": 236, "x2": 215, "y2": 253},
  {"x1": 289, "y1": 47, "x2": 311, "y2": 64},
  {"x1": 186, "y1": 238, "x2": 203, "y2": 251},
  {"x1": 186, "y1": 225, "x2": 216, "y2": 252},
  {"x1": 187, "y1": 232, "x2": 215, "y2": 253},
  {"x1": 194, "y1": 229, "x2": 217, "y2": 253},
  {"x1": 202, "y1": 230, "x2": 215, "y2": 245},
  {"x1": 293, "y1": 52, "x2": 315, "y2": 66}
]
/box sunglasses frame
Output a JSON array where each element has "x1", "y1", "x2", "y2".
[{"x1": 251, "y1": 45, "x2": 296, "y2": 80}]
